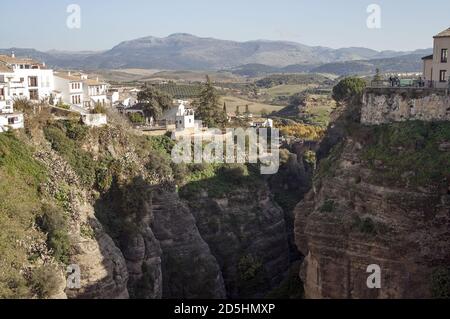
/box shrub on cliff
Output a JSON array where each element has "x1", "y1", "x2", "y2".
[
  {"x1": 29, "y1": 264, "x2": 61, "y2": 298},
  {"x1": 431, "y1": 267, "x2": 450, "y2": 299},
  {"x1": 332, "y1": 77, "x2": 366, "y2": 104},
  {"x1": 44, "y1": 125, "x2": 97, "y2": 186},
  {"x1": 37, "y1": 204, "x2": 71, "y2": 264}
]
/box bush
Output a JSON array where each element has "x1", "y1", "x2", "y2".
[
  {"x1": 63, "y1": 120, "x2": 88, "y2": 141},
  {"x1": 30, "y1": 264, "x2": 61, "y2": 298},
  {"x1": 92, "y1": 103, "x2": 107, "y2": 114},
  {"x1": 431, "y1": 267, "x2": 450, "y2": 299},
  {"x1": 319, "y1": 199, "x2": 335, "y2": 213},
  {"x1": 37, "y1": 204, "x2": 71, "y2": 264},
  {"x1": 238, "y1": 254, "x2": 263, "y2": 281},
  {"x1": 221, "y1": 164, "x2": 249, "y2": 183},
  {"x1": 128, "y1": 112, "x2": 145, "y2": 125},
  {"x1": 44, "y1": 125, "x2": 97, "y2": 186}
]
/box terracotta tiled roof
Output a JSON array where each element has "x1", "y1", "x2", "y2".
[
  {"x1": 85, "y1": 78, "x2": 107, "y2": 86},
  {"x1": 54, "y1": 72, "x2": 83, "y2": 82},
  {"x1": 0, "y1": 55, "x2": 47, "y2": 69},
  {"x1": 0, "y1": 64, "x2": 13, "y2": 73},
  {"x1": 434, "y1": 28, "x2": 450, "y2": 38}
]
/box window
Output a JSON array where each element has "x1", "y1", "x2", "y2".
[
  {"x1": 8, "y1": 117, "x2": 18, "y2": 125},
  {"x1": 29, "y1": 90, "x2": 39, "y2": 100},
  {"x1": 0, "y1": 88, "x2": 4, "y2": 97},
  {"x1": 441, "y1": 49, "x2": 448, "y2": 63},
  {"x1": 28, "y1": 76, "x2": 38, "y2": 87},
  {"x1": 440, "y1": 70, "x2": 447, "y2": 82}
]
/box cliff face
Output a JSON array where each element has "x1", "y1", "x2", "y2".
[
  {"x1": 294, "y1": 114, "x2": 450, "y2": 298},
  {"x1": 185, "y1": 185, "x2": 290, "y2": 298}
]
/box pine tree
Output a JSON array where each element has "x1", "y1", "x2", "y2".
[{"x1": 193, "y1": 76, "x2": 227, "y2": 127}]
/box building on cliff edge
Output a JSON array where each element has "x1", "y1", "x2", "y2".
[{"x1": 423, "y1": 28, "x2": 450, "y2": 89}]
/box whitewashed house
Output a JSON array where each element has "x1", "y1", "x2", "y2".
[
  {"x1": 83, "y1": 77, "x2": 108, "y2": 108},
  {"x1": 0, "y1": 53, "x2": 54, "y2": 102},
  {"x1": 54, "y1": 72, "x2": 84, "y2": 107},
  {"x1": 175, "y1": 102, "x2": 195, "y2": 130}
]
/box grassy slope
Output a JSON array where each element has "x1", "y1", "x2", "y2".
[
  {"x1": 0, "y1": 132, "x2": 47, "y2": 298},
  {"x1": 220, "y1": 96, "x2": 284, "y2": 115}
]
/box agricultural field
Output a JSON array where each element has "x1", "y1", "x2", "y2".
[
  {"x1": 220, "y1": 95, "x2": 284, "y2": 115},
  {"x1": 153, "y1": 83, "x2": 203, "y2": 98},
  {"x1": 261, "y1": 84, "x2": 320, "y2": 98}
]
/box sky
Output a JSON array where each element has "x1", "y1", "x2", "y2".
[{"x1": 0, "y1": 0, "x2": 448, "y2": 52}]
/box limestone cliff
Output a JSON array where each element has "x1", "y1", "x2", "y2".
[
  {"x1": 294, "y1": 104, "x2": 450, "y2": 299},
  {"x1": 184, "y1": 184, "x2": 290, "y2": 298}
]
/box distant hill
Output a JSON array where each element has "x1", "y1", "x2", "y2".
[
  {"x1": 0, "y1": 34, "x2": 432, "y2": 72},
  {"x1": 311, "y1": 53, "x2": 430, "y2": 76}
]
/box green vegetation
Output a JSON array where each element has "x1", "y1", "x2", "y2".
[
  {"x1": 238, "y1": 254, "x2": 263, "y2": 281},
  {"x1": 44, "y1": 122, "x2": 97, "y2": 186},
  {"x1": 91, "y1": 103, "x2": 107, "y2": 114},
  {"x1": 351, "y1": 216, "x2": 389, "y2": 236},
  {"x1": 256, "y1": 74, "x2": 332, "y2": 89},
  {"x1": 431, "y1": 267, "x2": 450, "y2": 299},
  {"x1": 319, "y1": 199, "x2": 335, "y2": 213},
  {"x1": 153, "y1": 83, "x2": 203, "y2": 98},
  {"x1": 193, "y1": 76, "x2": 227, "y2": 127},
  {"x1": 128, "y1": 112, "x2": 146, "y2": 125},
  {"x1": 0, "y1": 132, "x2": 52, "y2": 298},
  {"x1": 179, "y1": 163, "x2": 263, "y2": 199},
  {"x1": 332, "y1": 77, "x2": 366, "y2": 104},
  {"x1": 37, "y1": 204, "x2": 71, "y2": 264},
  {"x1": 137, "y1": 86, "x2": 173, "y2": 120},
  {"x1": 361, "y1": 121, "x2": 450, "y2": 188},
  {"x1": 29, "y1": 264, "x2": 61, "y2": 299}
]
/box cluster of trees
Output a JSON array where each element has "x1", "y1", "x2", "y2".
[
  {"x1": 279, "y1": 124, "x2": 326, "y2": 141},
  {"x1": 137, "y1": 86, "x2": 173, "y2": 120}
]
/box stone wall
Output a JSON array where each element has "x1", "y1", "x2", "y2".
[{"x1": 361, "y1": 88, "x2": 450, "y2": 125}]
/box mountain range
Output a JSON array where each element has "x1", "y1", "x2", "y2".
[{"x1": 0, "y1": 33, "x2": 432, "y2": 75}]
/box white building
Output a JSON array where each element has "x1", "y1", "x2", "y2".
[
  {"x1": 83, "y1": 78, "x2": 108, "y2": 108},
  {"x1": 0, "y1": 53, "x2": 54, "y2": 102},
  {"x1": 0, "y1": 64, "x2": 24, "y2": 132},
  {"x1": 174, "y1": 101, "x2": 195, "y2": 130},
  {"x1": 54, "y1": 72, "x2": 84, "y2": 107}
]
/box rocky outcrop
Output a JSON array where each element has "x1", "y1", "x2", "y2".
[
  {"x1": 151, "y1": 191, "x2": 226, "y2": 299},
  {"x1": 35, "y1": 149, "x2": 129, "y2": 299},
  {"x1": 294, "y1": 123, "x2": 450, "y2": 299},
  {"x1": 186, "y1": 185, "x2": 290, "y2": 298}
]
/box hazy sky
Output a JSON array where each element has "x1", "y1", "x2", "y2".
[{"x1": 0, "y1": 0, "x2": 448, "y2": 52}]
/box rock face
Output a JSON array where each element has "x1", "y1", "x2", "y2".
[
  {"x1": 35, "y1": 149, "x2": 130, "y2": 299},
  {"x1": 362, "y1": 88, "x2": 450, "y2": 124},
  {"x1": 294, "y1": 122, "x2": 450, "y2": 299},
  {"x1": 151, "y1": 191, "x2": 227, "y2": 299},
  {"x1": 187, "y1": 186, "x2": 290, "y2": 298}
]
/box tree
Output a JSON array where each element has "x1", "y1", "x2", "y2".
[
  {"x1": 223, "y1": 102, "x2": 227, "y2": 112},
  {"x1": 332, "y1": 77, "x2": 366, "y2": 104},
  {"x1": 236, "y1": 106, "x2": 240, "y2": 116},
  {"x1": 193, "y1": 76, "x2": 227, "y2": 127},
  {"x1": 137, "y1": 86, "x2": 173, "y2": 120},
  {"x1": 373, "y1": 68, "x2": 382, "y2": 82}
]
